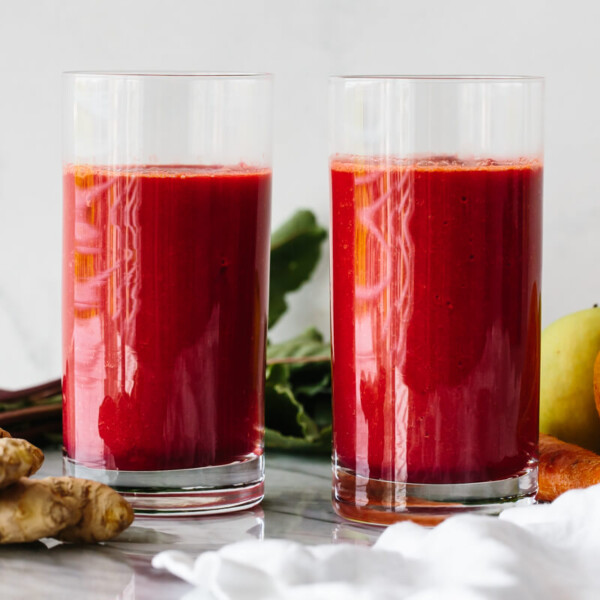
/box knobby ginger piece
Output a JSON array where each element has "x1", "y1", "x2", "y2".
[
  {"x1": 539, "y1": 433, "x2": 600, "y2": 502},
  {"x1": 0, "y1": 478, "x2": 76, "y2": 543},
  {"x1": 0, "y1": 438, "x2": 44, "y2": 489},
  {"x1": 0, "y1": 477, "x2": 134, "y2": 544},
  {"x1": 48, "y1": 477, "x2": 134, "y2": 543}
]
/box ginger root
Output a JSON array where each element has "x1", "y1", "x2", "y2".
[
  {"x1": 0, "y1": 428, "x2": 134, "y2": 544},
  {"x1": 0, "y1": 438, "x2": 44, "y2": 489},
  {"x1": 0, "y1": 478, "x2": 75, "y2": 543},
  {"x1": 0, "y1": 476, "x2": 134, "y2": 544},
  {"x1": 49, "y1": 476, "x2": 134, "y2": 543}
]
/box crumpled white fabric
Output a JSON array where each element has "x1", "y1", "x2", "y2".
[{"x1": 152, "y1": 484, "x2": 600, "y2": 600}]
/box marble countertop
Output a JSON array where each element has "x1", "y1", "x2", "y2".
[{"x1": 0, "y1": 450, "x2": 381, "y2": 599}]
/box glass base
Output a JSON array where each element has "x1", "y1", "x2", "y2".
[
  {"x1": 63, "y1": 454, "x2": 264, "y2": 516},
  {"x1": 333, "y1": 462, "x2": 537, "y2": 526}
]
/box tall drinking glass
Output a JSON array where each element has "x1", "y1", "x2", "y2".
[
  {"x1": 62, "y1": 72, "x2": 272, "y2": 514},
  {"x1": 330, "y1": 76, "x2": 543, "y2": 525}
]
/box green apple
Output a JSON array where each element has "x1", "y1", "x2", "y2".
[{"x1": 540, "y1": 306, "x2": 600, "y2": 452}]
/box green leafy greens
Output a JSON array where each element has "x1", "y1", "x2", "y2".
[
  {"x1": 265, "y1": 211, "x2": 332, "y2": 454},
  {"x1": 268, "y1": 210, "x2": 328, "y2": 329}
]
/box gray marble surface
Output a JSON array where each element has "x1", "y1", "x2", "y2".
[{"x1": 0, "y1": 450, "x2": 381, "y2": 599}]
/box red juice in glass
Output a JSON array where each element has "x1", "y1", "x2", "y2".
[
  {"x1": 63, "y1": 72, "x2": 272, "y2": 514},
  {"x1": 63, "y1": 165, "x2": 271, "y2": 472},
  {"x1": 331, "y1": 157, "x2": 542, "y2": 523},
  {"x1": 330, "y1": 76, "x2": 544, "y2": 524}
]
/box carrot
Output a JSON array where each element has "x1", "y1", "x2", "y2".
[{"x1": 538, "y1": 433, "x2": 600, "y2": 502}]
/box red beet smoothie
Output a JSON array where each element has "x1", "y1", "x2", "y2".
[
  {"x1": 63, "y1": 165, "x2": 271, "y2": 471},
  {"x1": 331, "y1": 158, "x2": 542, "y2": 484}
]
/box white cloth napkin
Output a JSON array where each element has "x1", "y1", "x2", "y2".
[{"x1": 153, "y1": 485, "x2": 600, "y2": 600}]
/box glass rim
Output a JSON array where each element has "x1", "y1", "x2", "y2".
[
  {"x1": 330, "y1": 74, "x2": 544, "y2": 83},
  {"x1": 63, "y1": 70, "x2": 273, "y2": 80}
]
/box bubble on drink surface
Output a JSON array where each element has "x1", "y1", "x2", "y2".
[{"x1": 475, "y1": 158, "x2": 499, "y2": 167}]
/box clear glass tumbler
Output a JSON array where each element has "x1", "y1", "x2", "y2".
[
  {"x1": 62, "y1": 72, "x2": 272, "y2": 514},
  {"x1": 330, "y1": 76, "x2": 544, "y2": 525}
]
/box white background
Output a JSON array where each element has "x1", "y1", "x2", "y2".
[{"x1": 0, "y1": 0, "x2": 598, "y2": 388}]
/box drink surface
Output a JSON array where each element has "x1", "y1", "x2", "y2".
[
  {"x1": 63, "y1": 165, "x2": 271, "y2": 471},
  {"x1": 331, "y1": 157, "x2": 543, "y2": 484}
]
